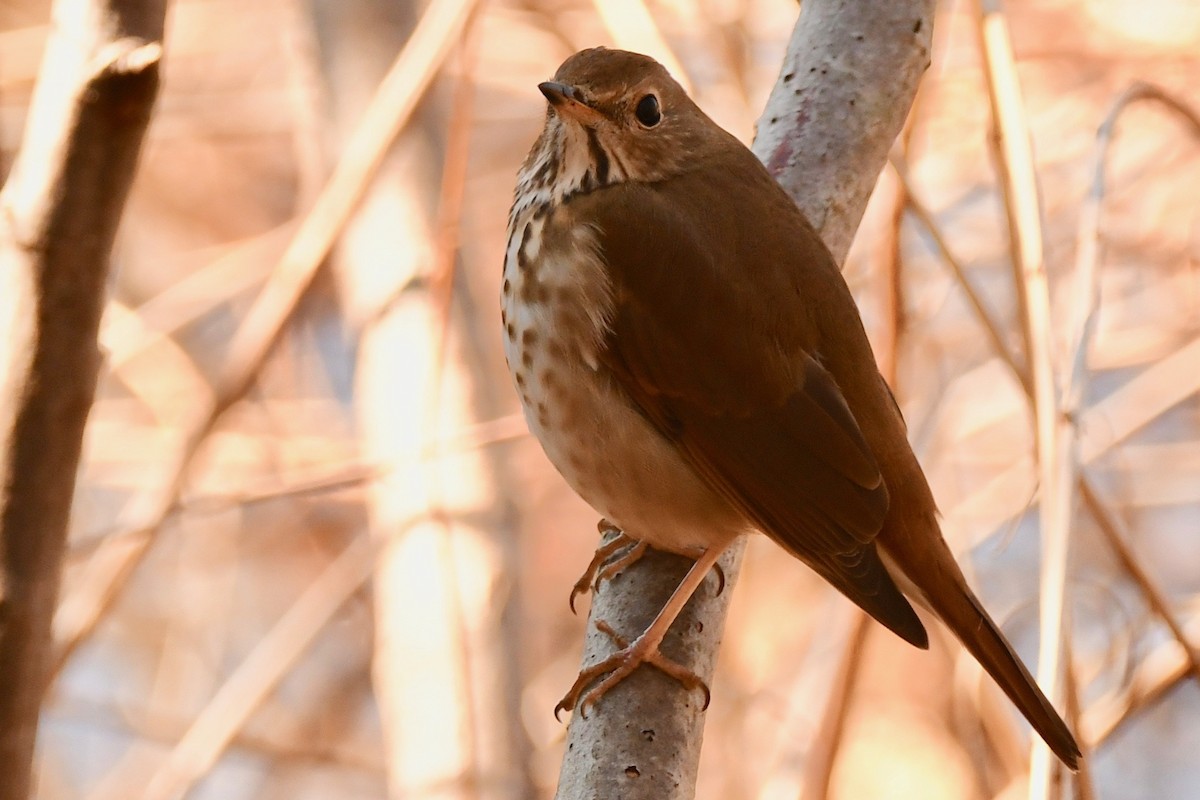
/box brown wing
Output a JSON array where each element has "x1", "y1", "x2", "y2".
[{"x1": 574, "y1": 172, "x2": 927, "y2": 648}]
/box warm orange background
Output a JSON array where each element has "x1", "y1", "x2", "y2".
[{"x1": 5, "y1": 0, "x2": 1198, "y2": 797}]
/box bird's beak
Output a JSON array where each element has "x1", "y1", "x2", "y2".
[{"x1": 538, "y1": 81, "x2": 602, "y2": 124}]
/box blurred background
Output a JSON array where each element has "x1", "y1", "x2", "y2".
[{"x1": 2, "y1": 0, "x2": 1198, "y2": 797}]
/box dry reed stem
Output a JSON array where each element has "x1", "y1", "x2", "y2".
[
  {"x1": 1062, "y1": 635, "x2": 1096, "y2": 800},
  {"x1": 973, "y1": 3, "x2": 1075, "y2": 793},
  {"x1": 51, "y1": 0, "x2": 479, "y2": 676}
]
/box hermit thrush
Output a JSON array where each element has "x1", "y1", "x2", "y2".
[{"x1": 502, "y1": 47, "x2": 1080, "y2": 769}]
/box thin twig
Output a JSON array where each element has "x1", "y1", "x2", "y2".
[
  {"x1": 888, "y1": 155, "x2": 1032, "y2": 394},
  {"x1": 1062, "y1": 633, "x2": 1096, "y2": 800},
  {"x1": 1068, "y1": 79, "x2": 1200, "y2": 728},
  {"x1": 1067, "y1": 83, "x2": 1200, "y2": 416},
  {"x1": 802, "y1": 114, "x2": 919, "y2": 794},
  {"x1": 1079, "y1": 479, "x2": 1200, "y2": 685}
]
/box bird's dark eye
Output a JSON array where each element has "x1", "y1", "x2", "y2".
[{"x1": 635, "y1": 94, "x2": 661, "y2": 127}]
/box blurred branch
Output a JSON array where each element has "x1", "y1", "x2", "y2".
[
  {"x1": 427, "y1": 33, "x2": 480, "y2": 379},
  {"x1": 71, "y1": 411, "x2": 527, "y2": 559},
  {"x1": 51, "y1": 0, "x2": 480, "y2": 677},
  {"x1": 140, "y1": 535, "x2": 378, "y2": 800},
  {"x1": 1065, "y1": 81, "x2": 1200, "y2": 422},
  {"x1": 557, "y1": 1, "x2": 935, "y2": 797},
  {"x1": 888, "y1": 155, "x2": 1032, "y2": 394},
  {"x1": 100, "y1": 226, "x2": 289, "y2": 371},
  {"x1": 803, "y1": 113, "x2": 920, "y2": 797},
  {"x1": 590, "y1": 0, "x2": 693, "y2": 93},
  {"x1": 972, "y1": 3, "x2": 1075, "y2": 792},
  {"x1": 1078, "y1": 481, "x2": 1200, "y2": 686},
  {"x1": 0, "y1": 0, "x2": 164, "y2": 797},
  {"x1": 799, "y1": 611, "x2": 870, "y2": 800},
  {"x1": 875, "y1": 103, "x2": 921, "y2": 390},
  {"x1": 1084, "y1": 620, "x2": 1197, "y2": 745}
]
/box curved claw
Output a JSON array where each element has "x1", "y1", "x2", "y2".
[
  {"x1": 567, "y1": 526, "x2": 643, "y2": 613},
  {"x1": 711, "y1": 561, "x2": 726, "y2": 597}
]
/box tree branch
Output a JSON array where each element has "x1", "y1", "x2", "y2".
[
  {"x1": 556, "y1": 1, "x2": 934, "y2": 796},
  {"x1": 0, "y1": 1, "x2": 165, "y2": 798}
]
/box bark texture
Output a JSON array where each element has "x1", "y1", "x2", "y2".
[
  {"x1": 556, "y1": 0, "x2": 935, "y2": 796},
  {"x1": 0, "y1": 2, "x2": 164, "y2": 798}
]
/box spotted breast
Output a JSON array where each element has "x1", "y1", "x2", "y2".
[{"x1": 501, "y1": 188, "x2": 746, "y2": 555}]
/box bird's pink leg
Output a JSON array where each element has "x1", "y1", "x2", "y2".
[{"x1": 556, "y1": 541, "x2": 730, "y2": 718}]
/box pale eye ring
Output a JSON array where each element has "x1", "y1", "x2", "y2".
[{"x1": 634, "y1": 94, "x2": 661, "y2": 127}]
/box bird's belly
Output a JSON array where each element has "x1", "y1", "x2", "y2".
[{"x1": 518, "y1": 353, "x2": 744, "y2": 553}]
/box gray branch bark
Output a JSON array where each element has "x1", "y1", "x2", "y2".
[
  {"x1": 555, "y1": 1, "x2": 934, "y2": 797},
  {"x1": 0, "y1": 2, "x2": 165, "y2": 797}
]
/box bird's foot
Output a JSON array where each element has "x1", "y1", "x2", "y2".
[
  {"x1": 554, "y1": 620, "x2": 710, "y2": 719},
  {"x1": 568, "y1": 522, "x2": 646, "y2": 613}
]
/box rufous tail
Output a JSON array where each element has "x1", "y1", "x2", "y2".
[
  {"x1": 881, "y1": 534, "x2": 1082, "y2": 770},
  {"x1": 931, "y1": 577, "x2": 1082, "y2": 771}
]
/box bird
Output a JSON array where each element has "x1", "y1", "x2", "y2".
[{"x1": 500, "y1": 46, "x2": 1081, "y2": 769}]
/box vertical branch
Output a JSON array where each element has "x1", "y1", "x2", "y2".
[
  {"x1": 752, "y1": 0, "x2": 935, "y2": 263},
  {"x1": 557, "y1": 1, "x2": 935, "y2": 797},
  {"x1": 971, "y1": 2, "x2": 1075, "y2": 795},
  {"x1": 0, "y1": 1, "x2": 165, "y2": 798}
]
